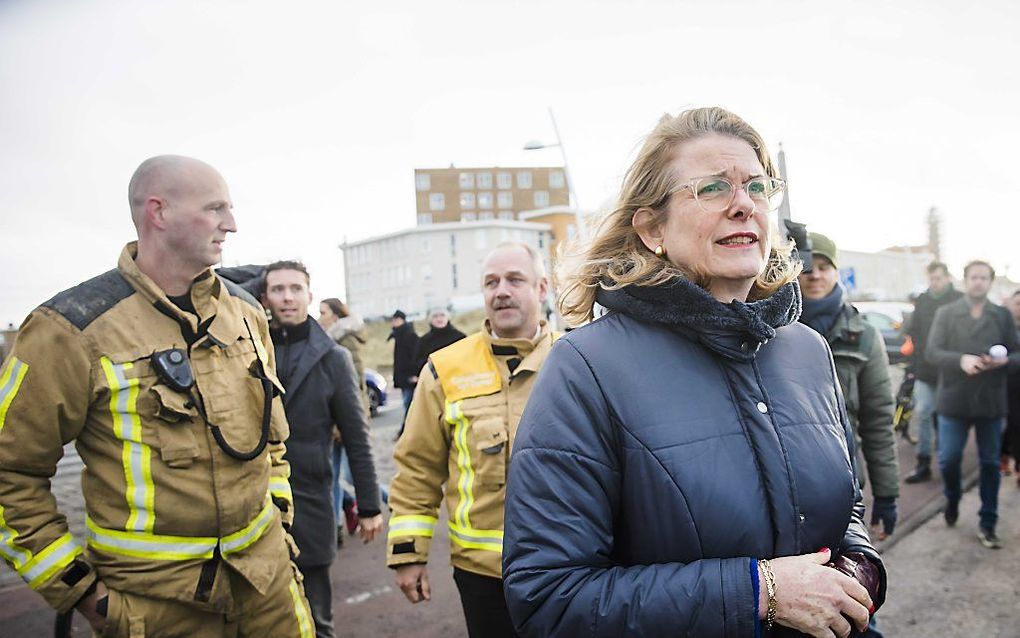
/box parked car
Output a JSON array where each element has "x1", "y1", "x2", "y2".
[
  {"x1": 364, "y1": 368, "x2": 387, "y2": 417},
  {"x1": 853, "y1": 301, "x2": 914, "y2": 365}
]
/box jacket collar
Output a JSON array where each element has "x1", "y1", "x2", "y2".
[
  {"x1": 482, "y1": 319, "x2": 554, "y2": 376},
  {"x1": 118, "y1": 242, "x2": 244, "y2": 348},
  {"x1": 279, "y1": 319, "x2": 336, "y2": 404},
  {"x1": 596, "y1": 277, "x2": 802, "y2": 362}
]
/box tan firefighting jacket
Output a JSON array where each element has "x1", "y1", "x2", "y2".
[
  {"x1": 387, "y1": 321, "x2": 557, "y2": 578},
  {"x1": 0, "y1": 243, "x2": 293, "y2": 613}
]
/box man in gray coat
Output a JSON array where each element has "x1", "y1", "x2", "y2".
[{"x1": 262, "y1": 260, "x2": 383, "y2": 637}]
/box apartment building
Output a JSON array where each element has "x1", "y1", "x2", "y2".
[{"x1": 414, "y1": 166, "x2": 569, "y2": 225}]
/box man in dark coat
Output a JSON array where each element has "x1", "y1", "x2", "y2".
[
  {"x1": 904, "y1": 261, "x2": 963, "y2": 483},
  {"x1": 262, "y1": 260, "x2": 383, "y2": 638},
  {"x1": 926, "y1": 260, "x2": 1020, "y2": 549},
  {"x1": 411, "y1": 307, "x2": 467, "y2": 376},
  {"x1": 388, "y1": 310, "x2": 419, "y2": 419}
]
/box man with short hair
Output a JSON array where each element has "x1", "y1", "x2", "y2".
[
  {"x1": 389, "y1": 310, "x2": 419, "y2": 418},
  {"x1": 387, "y1": 242, "x2": 557, "y2": 638},
  {"x1": 412, "y1": 307, "x2": 467, "y2": 377},
  {"x1": 261, "y1": 260, "x2": 383, "y2": 638},
  {"x1": 0, "y1": 156, "x2": 313, "y2": 635},
  {"x1": 927, "y1": 260, "x2": 1020, "y2": 548},
  {"x1": 904, "y1": 261, "x2": 963, "y2": 483}
]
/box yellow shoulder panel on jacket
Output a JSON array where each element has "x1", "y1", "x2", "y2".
[{"x1": 429, "y1": 333, "x2": 500, "y2": 402}]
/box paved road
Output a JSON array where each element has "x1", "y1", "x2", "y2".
[{"x1": 0, "y1": 367, "x2": 1000, "y2": 637}]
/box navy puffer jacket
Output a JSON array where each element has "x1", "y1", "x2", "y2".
[{"x1": 503, "y1": 279, "x2": 884, "y2": 637}]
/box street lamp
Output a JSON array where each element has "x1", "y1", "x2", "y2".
[{"x1": 523, "y1": 107, "x2": 581, "y2": 224}]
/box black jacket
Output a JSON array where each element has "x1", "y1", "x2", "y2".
[
  {"x1": 411, "y1": 324, "x2": 467, "y2": 377},
  {"x1": 908, "y1": 286, "x2": 964, "y2": 383},
  {"x1": 925, "y1": 297, "x2": 1020, "y2": 419},
  {"x1": 503, "y1": 280, "x2": 883, "y2": 637},
  {"x1": 388, "y1": 322, "x2": 419, "y2": 389},
  {"x1": 272, "y1": 319, "x2": 380, "y2": 567}
]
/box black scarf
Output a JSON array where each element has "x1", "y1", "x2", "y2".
[
  {"x1": 799, "y1": 285, "x2": 845, "y2": 337},
  {"x1": 596, "y1": 277, "x2": 802, "y2": 360}
]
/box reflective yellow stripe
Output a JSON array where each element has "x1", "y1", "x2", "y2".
[
  {"x1": 288, "y1": 576, "x2": 314, "y2": 638},
  {"x1": 101, "y1": 358, "x2": 155, "y2": 533},
  {"x1": 86, "y1": 500, "x2": 277, "y2": 561},
  {"x1": 20, "y1": 533, "x2": 82, "y2": 588},
  {"x1": 387, "y1": 515, "x2": 437, "y2": 540},
  {"x1": 0, "y1": 357, "x2": 28, "y2": 434},
  {"x1": 268, "y1": 476, "x2": 292, "y2": 503},
  {"x1": 448, "y1": 401, "x2": 475, "y2": 529},
  {"x1": 447, "y1": 522, "x2": 503, "y2": 553},
  {"x1": 0, "y1": 504, "x2": 32, "y2": 571}
]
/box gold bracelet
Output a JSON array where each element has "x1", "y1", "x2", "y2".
[{"x1": 760, "y1": 559, "x2": 778, "y2": 630}]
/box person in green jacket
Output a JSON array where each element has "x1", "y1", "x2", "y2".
[{"x1": 799, "y1": 232, "x2": 900, "y2": 542}]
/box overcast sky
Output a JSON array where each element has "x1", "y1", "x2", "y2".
[{"x1": 2, "y1": 0, "x2": 1017, "y2": 325}]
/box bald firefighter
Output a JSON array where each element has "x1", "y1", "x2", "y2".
[
  {"x1": 387, "y1": 242, "x2": 558, "y2": 638},
  {"x1": 0, "y1": 156, "x2": 313, "y2": 636}
]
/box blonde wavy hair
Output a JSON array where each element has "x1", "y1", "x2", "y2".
[{"x1": 557, "y1": 107, "x2": 801, "y2": 327}]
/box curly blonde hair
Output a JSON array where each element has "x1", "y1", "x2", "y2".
[{"x1": 557, "y1": 107, "x2": 801, "y2": 327}]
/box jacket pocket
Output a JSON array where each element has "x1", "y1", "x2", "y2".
[
  {"x1": 148, "y1": 385, "x2": 200, "y2": 469},
  {"x1": 472, "y1": 417, "x2": 509, "y2": 489}
]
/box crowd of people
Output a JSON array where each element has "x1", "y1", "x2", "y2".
[{"x1": 0, "y1": 106, "x2": 1018, "y2": 638}]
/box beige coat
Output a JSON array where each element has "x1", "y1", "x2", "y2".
[{"x1": 387, "y1": 321, "x2": 557, "y2": 578}]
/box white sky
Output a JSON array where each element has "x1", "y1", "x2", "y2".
[{"x1": 2, "y1": 0, "x2": 1018, "y2": 326}]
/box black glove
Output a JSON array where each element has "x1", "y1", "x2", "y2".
[{"x1": 870, "y1": 496, "x2": 897, "y2": 536}]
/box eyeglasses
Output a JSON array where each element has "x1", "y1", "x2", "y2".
[{"x1": 673, "y1": 175, "x2": 787, "y2": 213}]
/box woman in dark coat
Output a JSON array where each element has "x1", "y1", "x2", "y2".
[{"x1": 502, "y1": 108, "x2": 885, "y2": 638}]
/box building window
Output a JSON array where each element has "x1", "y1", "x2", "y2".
[
  {"x1": 477, "y1": 192, "x2": 493, "y2": 209},
  {"x1": 452, "y1": 263, "x2": 458, "y2": 290},
  {"x1": 533, "y1": 190, "x2": 550, "y2": 208},
  {"x1": 516, "y1": 171, "x2": 533, "y2": 189},
  {"x1": 460, "y1": 192, "x2": 475, "y2": 209},
  {"x1": 415, "y1": 173, "x2": 431, "y2": 191},
  {"x1": 549, "y1": 170, "x2": 565, "y2": 189},
  {"x1": 497, "y1": 192, "x2": 513, "y2": 209},
  {"x1": 417, "y1": 213, "x2": 433, "y2": 225},
  {"x1": 476, "y1": 229, "x2": 487, "y2": 249},
  {"x1": 497, "y1": 172, "x2": 512, "y2": 189},
  {"x1": 422, "y1": 237, "x2": 431, "y2": 252},
  {"x1": 459, "y1": 172, "x2": 475, "y2": 189},
  {"x1": 538, "y1": 232, "x2": 545, "y2": 249},
  {"x1": 477, "y1": 172, "x2": 492, "y2": 189},
  {"x1": 461, "y1": 212, "x2": 477, "y2": 222},
  {"x1": 479, "y1": 211, "x2": 494, "y2": 220},
  {"x1": 450, "y1": 233, "x2": 457, "y2": 256},
  {"x1": 429, "y1": 193, "x2": 445, "y2": 211},
  {"x1": 499, "y1": 211, "x2": 515, "y2": 221}
]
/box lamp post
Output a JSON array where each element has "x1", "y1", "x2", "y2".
[{"x1": 522, "y1": 107, "x2": 579, "y2": 210}]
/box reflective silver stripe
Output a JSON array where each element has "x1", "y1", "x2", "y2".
[
  {"x1": 101, "y1": 358, "x2": 155, "y2": 533},
  {"x1": 387, "y1": 520, "x2": 435, "y2": 538},
  {"x1": 0, "y1": 504, "x2": 32, "y2": 570},
  {"x1": 87, "y1": 517, "x2": 216, "y2": 560},
  {"x1": 20, "y1": 533, "x2": 82, "y2": 588},
  {"x1": 220, "y1": 501, "x2": 275, "y2": 555},
  {"x1": 447, "y1": 523, "x2": 503, "y2": 552}
]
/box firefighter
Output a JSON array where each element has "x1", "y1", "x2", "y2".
[
  {"x1": 0, "y1": 155, "x2": 313, "y2": 636},
  {"x1": 387, "y1": 241, "x2": 557, "y2": 638}
]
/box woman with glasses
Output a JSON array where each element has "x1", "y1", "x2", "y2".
[{"x1": 502, "y1": 107, "x2": 885, "y2": 637}]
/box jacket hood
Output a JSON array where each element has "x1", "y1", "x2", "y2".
[
  {"x1": 325, "y1": 314, "x2": 365, "y2": 342},
  {"x1": 596, "y1": 277, "x2": 802, "y2": 361}
]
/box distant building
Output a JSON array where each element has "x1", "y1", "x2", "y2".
[
  {"x1": 839, "y1": 246, "x2": 934, "y2": 301},
  {"x1": 414, "y1": 166, "x2": 569, "y2": 226},
  {"x1": 340, "y1": 220, "x2": 553, "y2": 319}
]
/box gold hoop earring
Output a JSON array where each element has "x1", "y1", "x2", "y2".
[{"x1": 654, "y1": 244, "x2": 666, "y2": 258}]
